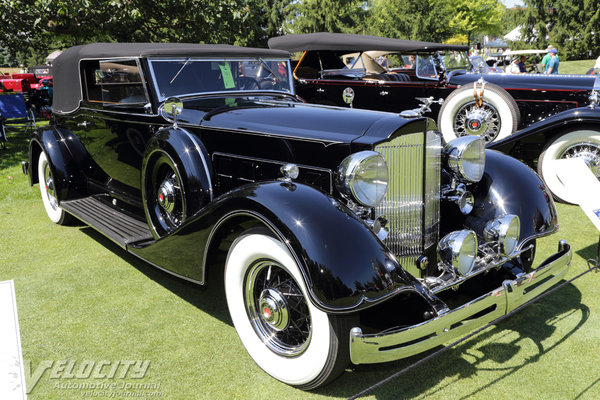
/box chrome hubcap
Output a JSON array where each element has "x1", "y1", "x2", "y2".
[
  {"x1": 560, "y1": 142, "x2": 600, "y2": 178},
  {"x1": 245, "y1": 261, "x2": 311, "y2": 357},
  {"x1": 454, "y1": 102, "x2": 501, "y2": 142},
  {"x1": 258, "y1": 288, "x2": 289, "y2": 331},
  {"x1": 43, "y1": 164, "x2": 58, "y2": 210},
  {"x1": 157, "y1": 177, "x2": 177, "y2": 213}
]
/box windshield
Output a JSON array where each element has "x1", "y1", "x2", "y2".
[
  {"x1": 441, "y1": 51, "x2": 470, "y2": 70},
  {"x1": 149, "y1": 58, "x2": 293, "y2": 100}
]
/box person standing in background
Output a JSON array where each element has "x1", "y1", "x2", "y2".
[
  {"x1": 546, "y1": 48, "x2": 559, "y2": 74},
  {"x1": 594, "y1": 55, "x2": 600, "y2": 74},
  {"x1": 541, "y1": 45, "x2": 554, "y2": 71}
]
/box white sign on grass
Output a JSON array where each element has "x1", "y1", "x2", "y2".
[{"x1": 0, "y1": 280, "x2": 27, "y2": 400}]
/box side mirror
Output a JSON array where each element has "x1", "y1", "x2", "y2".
[{"x1": 162, "y1": 97, "x2": 184, "y2": 127}]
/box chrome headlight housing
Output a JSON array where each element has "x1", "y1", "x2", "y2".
[
  {"x1": 444, "y1": 136, "x2": 485, "y2": 182},
  {"x1": 437, "y1": 230, "x2": 478, "y2": 276},
  {"x1": 336, "y1": 151, "x2": 388, "y2": 207},
  {"x1": 483, "y1": 214, "x2": 520, "y2": 255}
]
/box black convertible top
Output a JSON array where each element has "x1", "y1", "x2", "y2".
[
  {"x1": 268, "y1": 32, "x2": 469, "y2": 54},
  {"x1": 52, "y1": 42, "x2": 290, "y2": 114}
]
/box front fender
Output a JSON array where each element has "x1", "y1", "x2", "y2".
[
  {"x1": 490, "y1": 106, "x2": 600, "y2": 155},
  {"x1": 130, "y1": 181, "x2": 418, "y2": 312},
  {"x1": 464, "y1": 150, "x2": 558, "y2": 247}
]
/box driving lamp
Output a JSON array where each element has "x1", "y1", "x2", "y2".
[
  {"x1": 336, "y1": 151, "x2": 388, "y2": 207},
  {"x1": 444, "y1": 136, "x2": 485, "y2": 182},
  {"x1": 483, "y1": 214, "x2": 520, "y2": 256},
  {"x1": 437, "y1": 230, "x2": 478, "y2": 276}
]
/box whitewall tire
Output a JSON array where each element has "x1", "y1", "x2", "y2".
[
  {"x1": 538, "y1": 129, "x2": 600, "y2": 204},
  {"x1": 224, "y1": 232, "x2": 351, "y2": 389},
  {"x1": 38, "y1": 151, "x2": 71, "y2": 224},
  {"x1": 438, "y1": 83, "x2": 520, "y2": 144}
]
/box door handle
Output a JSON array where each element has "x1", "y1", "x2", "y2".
[
  {"x1": 77, "y1": 121, "x2": 91, "y2": 128},
  {"x1": 316, "y1": 88, "x2": 325, "y2": 93},
  {"x1": 379, "y1": 91, "x2": 389, "y2": 96}
]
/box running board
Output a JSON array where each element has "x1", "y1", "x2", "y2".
[{"x1": 61, "y1": 197, "x2": 153, "y2": 248}]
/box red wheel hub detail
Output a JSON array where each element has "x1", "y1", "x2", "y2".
[{"x1": 263, "y1": 307, "x2": 271, "y2": 319}]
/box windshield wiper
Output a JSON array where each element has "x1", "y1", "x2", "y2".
[{"x1": 169, "y1": 57, "x2": 191, "y2": 84}]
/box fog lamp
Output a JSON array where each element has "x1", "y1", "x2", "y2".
[
  {"x1": 437, "y1": 230, "x2": 478, "y2": 276},
  {"x1": 483, "y1": 214, "x2": 520, "y2": 255},
  {"x1": 444, "y1": 136, "x2": 485, "y2": 182}
]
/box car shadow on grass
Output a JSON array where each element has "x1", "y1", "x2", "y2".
[
  {"x1": 78, "y1": 226, "x2": 590, "y2": 399},
  {"x1": 79, "y1": 226, "x2": 233, "y2": 327}
]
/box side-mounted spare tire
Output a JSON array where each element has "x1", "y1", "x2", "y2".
[
  {"x1": 141, "y1": 128, "x2": 213, "y2": 238},
  {"x1": 438, "y1": 82, "x2": 520, "y2": 144}
]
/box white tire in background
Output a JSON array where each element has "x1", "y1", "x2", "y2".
[
  {"x1": 538, "y1": 129, "x2": 600, "y2": 204},
  {"x1": 438, "y1": 83, "x2": 520, "y2": 144},
  {"x1": 224, "y1": 232, "x2": 352, "y2": 389}
]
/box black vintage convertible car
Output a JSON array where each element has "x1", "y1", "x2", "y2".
[
  {"x1": 268, "y1": 32, "x2": 597, "y2": 144},
  {"x1": 25, "y1": 43, "x2": 572, "y2": 389}
]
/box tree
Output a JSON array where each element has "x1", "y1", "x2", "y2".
[
  {"x1": 366, "y1": 0, "x2": 454, "y2": 42},
  {"x1": 0, "y1": 0, "x2": 293, "y2": 65},
  {"x1": 286, "y1": 0, "x2": 368, "y2": 34},
  {"x1": 446, "y1": 0, "x2": 505, "y2": 47},
  {"x1": 522, "y1": 0, "x2": 600, "y2": 60}
]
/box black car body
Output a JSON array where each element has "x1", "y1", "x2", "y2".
[
  {"x1": 268, "y1": 32, "x2": 597, "y2": 144},
  {"x1": 26, "y1": 43, "x2": 572, "y2": 389}
]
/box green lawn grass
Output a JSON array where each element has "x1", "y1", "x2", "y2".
[
  {"x1": 2, "y1": 111, "x2": 600, "y2": 399},
  {"x1": 560, "y1": 59, "x2": 596, "y2": 74}
]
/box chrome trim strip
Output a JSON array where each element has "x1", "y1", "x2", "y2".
[{"x1": 349, "y1": 241, "x2": 572, "y2": 364}]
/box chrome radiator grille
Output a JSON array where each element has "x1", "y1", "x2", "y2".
[{"x1": 374, "y1": 131, "x2": 442, "y2": 277}]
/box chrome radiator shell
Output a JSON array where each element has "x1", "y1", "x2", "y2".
[{"x1": 375, "y1": 131, "x2": 442, "y2": 277}]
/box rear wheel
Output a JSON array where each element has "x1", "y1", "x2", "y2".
[
  {"x1": 537, "y1": 129, "x2": 600, "y2": 204},
  {"x1": 225, "y1": 232, "x2": 353, "y2": 389},
  {"x1": 38, "y1": 151, "x2": 72, "y2": 224}
]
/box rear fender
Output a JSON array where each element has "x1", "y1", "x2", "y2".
[{"x1": 29, "y1": 127, "x2": 86, "y2": 202}]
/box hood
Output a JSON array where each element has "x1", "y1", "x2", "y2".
[
  {"x1": 449, "y1": 72, "x2": 596, "y2": 91},
  {"x1": 170, "y1": 96, "x2": 413, "y2": 144}
]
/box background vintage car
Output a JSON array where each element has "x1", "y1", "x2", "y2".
[
  {"x1": 26, "y1": 42, "x2": 571, "y2": 389},
  {"x1": 268, "y1": 32, "x2": 597, "y2": 144}
]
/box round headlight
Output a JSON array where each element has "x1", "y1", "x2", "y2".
[
  {"x1": 336, "y1": 151, "x2": 388, "y2": 207},
  {"x1": 444, "y1": 136, "x2": 486, "y2": 182},
  {"x1": 483, "y1": 214, "x2": 520, "y2": 255},
  {"x1": 437, "y1": 230, "x2": 478, "y2": 276}
]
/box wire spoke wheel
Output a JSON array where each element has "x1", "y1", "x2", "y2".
[
  {"x1": 453, "y1": 101, "x2": 501, "y2": 142},
  {"x1": 245, "y1": 260, "x2": 311, "y2": 357},
  {"x1": 560, "y1": 142, "x2": 600, "y2": 177}
]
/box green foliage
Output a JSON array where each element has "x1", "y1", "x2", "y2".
[
  {"x1": 366, "y1": 0, "x2": 453, "y2": 42},
  {"x1": 286, "y1": 0, "x2": 368, "y2": 34},
  {"x1": 522, "y1": 0, "x2": 600, "y2": 60},
  {"x1": 446, "y1": 0, "x2": 505, "y2": 45}
]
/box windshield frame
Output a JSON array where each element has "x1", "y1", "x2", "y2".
[{"x1": 147, "y1": 57, "x2": 295, "y2": 102}]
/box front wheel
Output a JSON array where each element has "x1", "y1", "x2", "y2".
[
  {"x1": 224, "y1": 232, "x2": 352, "y2": 389},
  {"x1": 438, "y1": 83, "x2": 520, "y2": 144},
  {"x1": 538, "y1": 129, "x2": 600, "y2": 204}
]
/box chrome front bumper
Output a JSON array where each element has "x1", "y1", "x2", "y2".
[{"x1": 350, "y1": 240, "x2": 572, "y2": 364}]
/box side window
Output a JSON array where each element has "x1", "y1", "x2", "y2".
[{"x1": 83, "y1": 59, "x2": 148, "y2": 107}]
